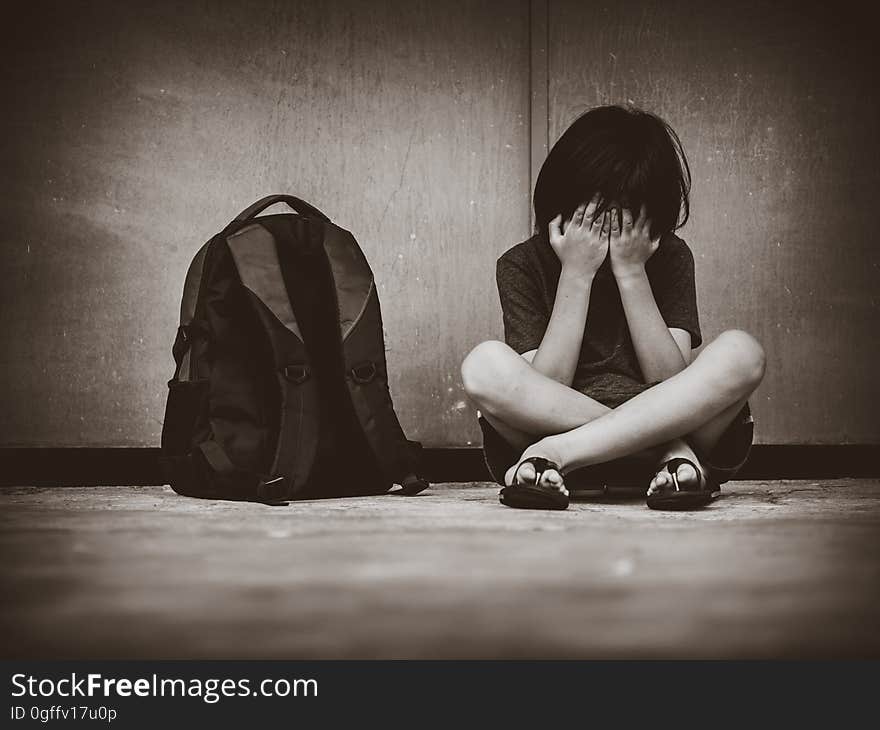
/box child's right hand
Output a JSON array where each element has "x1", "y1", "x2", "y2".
[{"x1": 548, "y1": 195, "x2": 609, "y2": 278}]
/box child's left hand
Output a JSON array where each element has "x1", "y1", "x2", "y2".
[{"x1": 609, "y1": 205, "x2": 660, "y2": 279}]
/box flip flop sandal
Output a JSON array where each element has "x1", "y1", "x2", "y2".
[
  {"x1": 646, "y1": 457, "x2": 715, "y2": 510},
  {"x1": 500, "y1": 457, "x2": 569, "y2": 510}
]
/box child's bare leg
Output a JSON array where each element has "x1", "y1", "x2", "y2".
[
  {"x1": 461, "y1": 340, "x2": 610, "y2": 447},
  {"x1": 462, "y1": 338, "x2": 754, "y2": 453},
  {"x1": 463, "y1": 340, "x2": 673, "y2": 490},
  {"x1": 462, "y1": 340, "x2": 611, "y2": 492},
  {"x1": 647, "y1": 395, "x2": 749, "y2": 495},
  {"x1": 508, "y1": 330, "x2": 764, "y2": 483}
]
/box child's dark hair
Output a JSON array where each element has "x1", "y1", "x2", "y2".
[{"x1": 533, "y1": 105, "x2": 691, "y2": 240}]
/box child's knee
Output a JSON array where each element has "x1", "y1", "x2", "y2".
[
  {"x1": 461, "y1": 340, "x2": 521, "y2": 406},
  {"x1": 714, "y1": 329, "x2": 766, "y2": 391}
]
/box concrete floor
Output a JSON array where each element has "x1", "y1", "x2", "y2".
[{"x1": 1, "y1": 480, "x2": 878, "y2": 659}]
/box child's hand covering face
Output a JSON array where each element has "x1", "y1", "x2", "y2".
[
  {"x1": 548, "y1": 194, "x2": 609, "y2": 278},
  {"x1": 608, "y1": 205, "x2": 660, "y2": 279}
]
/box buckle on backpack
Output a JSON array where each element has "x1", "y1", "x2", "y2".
[
  {"x1": 257, "y1": 475, "x2": 288, "y2": 502},
  {"x1": 350, "y1": 361, "x2": 377, "y2": 384},
  {"x1": 282, "y1": 364, "x2": 310, "y2": 384}
]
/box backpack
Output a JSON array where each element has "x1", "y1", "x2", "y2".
[{"x1": 160, "y1": 194, "x2": 428, "y2": 502}]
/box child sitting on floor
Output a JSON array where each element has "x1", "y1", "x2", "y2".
[{"x1": 461, "y1": 105, "x2": 763, "y2": 510}]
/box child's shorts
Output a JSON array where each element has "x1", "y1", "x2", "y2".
[{"x1": 478, "y1": 376, "x2": 755, "y2": 489}]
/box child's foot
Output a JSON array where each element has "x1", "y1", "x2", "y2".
[
  {"x1": 500, "y1": 444, "x2": 570, "y2": 510},
  {"x1": 648, "y1": 440, "x2": 711, "y2": 507},
  {"x1": 504, "y1": 453, "x2": 568, "y2": 497},
  {"x1": 647, "y1": 440, "x2": 707, "y2": 498}
]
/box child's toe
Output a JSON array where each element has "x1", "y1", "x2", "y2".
[
  {"x1": 515, "y1": 461, "x2": 537, "y2": 486},
  {"x1": 675, "y1": 463, "x2": 697, "y2": 487},
  {"x1": 649, "y1": 471, "x2": 669, "y2": 494},
  {"x1": 540, "y1": 468, "x2": 566, "y2": 493}
]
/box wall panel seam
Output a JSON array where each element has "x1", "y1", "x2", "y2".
[{"x1": 529, "y1": 0, "x2": 549, "y2": 232}]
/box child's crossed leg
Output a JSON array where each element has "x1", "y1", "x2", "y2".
[{"x1": 462, "y1": 328, "x2": 764, "y2": 496}]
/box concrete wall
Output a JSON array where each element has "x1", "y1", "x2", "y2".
[
  {"x1": 547, "y1": 0, "x2": 880, "y2": 443},
  {"x1": 1, "y1": 0, "x2": 877, "y2": 447},
  {"x1": 1, "y1": 0, "x2": 530, "y2": 447}
]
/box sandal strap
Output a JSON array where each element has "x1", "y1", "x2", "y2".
[
  {"x1": 508, "y1": 456, "x2": 562, "y2": 487},
  {"x1": 663, "y1": 457, "x2": 704, "y2": 493},
  {"x1": 522, "y1": 456, "x2": 561, "y2": 479}
]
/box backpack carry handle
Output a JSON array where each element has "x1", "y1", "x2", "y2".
[{"x1": 233, "y1": 195, "x2": 331, "y2": 223}]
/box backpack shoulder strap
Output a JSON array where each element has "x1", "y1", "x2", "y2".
[
  {"x1": 322, "y1": 225, "x2": 427, "y2": 493},
  {"x1": 225, "y1": 222, "x2": 319, "y2": 501}
]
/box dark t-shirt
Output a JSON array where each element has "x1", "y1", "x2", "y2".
[{"x1": 496, "y1": 232, "x2": 702, "y2": 399}]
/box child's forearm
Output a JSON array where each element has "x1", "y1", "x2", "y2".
[
  {"x1": 616, "y1": 269, "x2": 688, "y2": 381},
  {"x1": 530, "y1": 267, "x2": 593, "y2": 386}
]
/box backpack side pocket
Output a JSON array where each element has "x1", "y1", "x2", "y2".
[{"x1": 160, "y1": 378, "x2": 210, "y2": 494}]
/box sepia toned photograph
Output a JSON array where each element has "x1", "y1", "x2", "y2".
[{"x1": 1, "y1": 0, "x2": 878, "y2": 684}]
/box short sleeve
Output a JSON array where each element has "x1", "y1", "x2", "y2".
[
  {"x1": 652, "y1": 239, "x2": 702, "y2": 348},
  {"x1": 496, "y1": 254, "x2": 549, "y2": 355}
]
